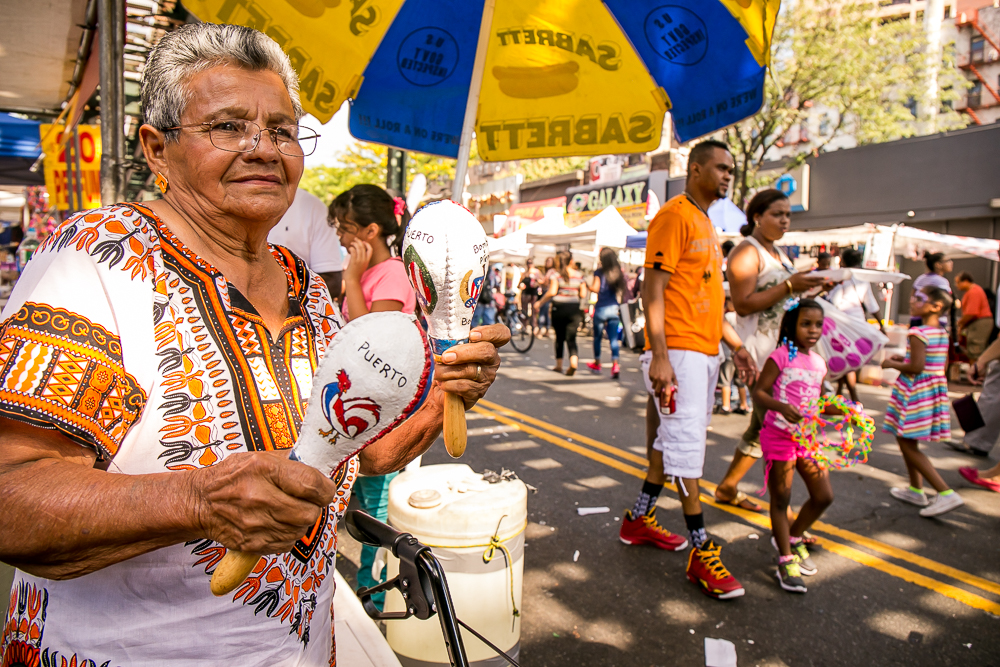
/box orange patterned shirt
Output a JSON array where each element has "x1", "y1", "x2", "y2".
[{"x1": 0, "y1": 204, "x2": 352, "y2": 667}]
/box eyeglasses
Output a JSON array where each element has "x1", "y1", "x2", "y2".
[{"x1": 164, "y1": 118, "x2": 320, "y2": 157}]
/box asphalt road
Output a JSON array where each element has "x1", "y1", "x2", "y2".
[
  {"x1": 338, "y1": 334, "x2": 1000, "y2": 667},
  {"x1": 4, "y1": 333, "x2": 999, "y2": 666}
]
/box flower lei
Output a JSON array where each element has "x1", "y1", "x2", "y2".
[{"x1": 792, "y1": 395, "x2": 875, "y2": 470}]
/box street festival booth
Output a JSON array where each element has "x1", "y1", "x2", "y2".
[
  {"x1": 626, "y1": 222, "x2": 1000, "y2": 383},
  {"x1": 515, "y1": 205, "x2": 639, "y2": 265}
]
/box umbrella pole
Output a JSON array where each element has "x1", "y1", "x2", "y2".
[{"x1": 450, "y1": 0, "x2": 496, "y2": 204}]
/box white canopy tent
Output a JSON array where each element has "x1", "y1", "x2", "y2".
[
  {"x1": 491, "y1": 205, "x2": 638, "y2": 264},
  {"x1": 570, "y1": 206, "x2": 641, "y2": 249}
]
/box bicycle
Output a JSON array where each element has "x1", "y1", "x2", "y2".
[
  {"x1": 346, "y1": 510, "x2": 520, "y2": 667},
  {"x1": 496, "y1": 291, "x2": 534, "y2": 353}
]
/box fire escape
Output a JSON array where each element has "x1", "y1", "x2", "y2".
[{"x1": 956, "y1": 13, "x2": 1000, "y2": 125}]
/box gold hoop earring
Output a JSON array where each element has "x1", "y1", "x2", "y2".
[{"x1": 155, "y1": 173, "x2": 169, "y2": 194}]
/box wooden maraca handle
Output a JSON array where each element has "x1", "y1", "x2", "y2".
[
  {"x1": 443, "y1": 391, "x2": 467, "y2": 457},
  {"x1": 210, "y1": 550, "x2": 262, "y2": 596}
]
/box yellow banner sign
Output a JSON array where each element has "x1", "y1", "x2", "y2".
[
  {"x1": 184, "y1": 0, "x2": 405, "y2": 123},
  {"x1": 40, "y1": 124, "x2": 102, "y2": 211},
  {"x1": 476, "y1": 0, "x2": 666, "y2": 161}
]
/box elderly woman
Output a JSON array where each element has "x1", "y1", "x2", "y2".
[{"x1": 0, "y1": 24, "x2": 505, "y2": 667}]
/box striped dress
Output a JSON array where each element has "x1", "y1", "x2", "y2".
[{"x1": 883, "y1": 325, "x2": 951, "y2": 440}]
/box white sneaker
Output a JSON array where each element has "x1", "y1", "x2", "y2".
[
  {"x1": 890, "y1": 487, "x2": 929, "y2": 507},
  {"x1": 919, "y1": 492, "x2": 964, "y2": 517}
]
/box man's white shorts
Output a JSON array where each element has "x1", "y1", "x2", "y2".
[{"x1": 640, "y1": 349, "x2": 720, "y2": 479}]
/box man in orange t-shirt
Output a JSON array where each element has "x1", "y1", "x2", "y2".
[
  {"x1": 619, "y1": 140, "x2": 756, "y2": 601},
  {"x1": 955, "y1": 272, "x2": 993, "y2": 361}
]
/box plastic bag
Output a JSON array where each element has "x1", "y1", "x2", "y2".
[{"x1": 815, "y1": 299, "x2": 888, "y2": 381}]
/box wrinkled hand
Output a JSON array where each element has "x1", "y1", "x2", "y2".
[
  {"x1": 789, "y1": 271, "x2": 825, "y2": 293},
  {"x1": 648, "y1": 352, "x2": 676, "y2": 398},
  {"x1": 434, "y1": 324, "x2": 510, "y2": 409},
  {"x1": 192, "y1": 451, "x2": 337, "y2": 554},
  {"x1": 733, "y1": 347, "x2": 758, "y2": 386},
  {"x1": 780, "y1": 403, "x2": 803, "y2": 423},
  {"x1": 344, "y1": 239, "x2": 373, "y2": 283}
]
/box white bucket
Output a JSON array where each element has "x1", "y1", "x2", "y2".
[{"x1": 384, "y1": 464, "x2": 527, "y2": 667}]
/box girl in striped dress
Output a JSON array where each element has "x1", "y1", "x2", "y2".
[{"x1": 882, "y1": 286, "x2": 964, "y2": 517}]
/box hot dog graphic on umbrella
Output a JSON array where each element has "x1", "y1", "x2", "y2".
[{"x1": 320, "y1": 369, "x2": 382, "y2": 441}]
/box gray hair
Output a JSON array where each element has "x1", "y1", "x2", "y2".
[{"x1": 141, "y1": 23, "x2": 303, "y2": 134}]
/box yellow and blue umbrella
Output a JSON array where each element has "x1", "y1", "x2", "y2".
[{"x1": 185, "y1": 0, "x2": 778, "y2": 160}]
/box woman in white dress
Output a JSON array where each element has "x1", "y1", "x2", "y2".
[{"x1": 713, "y1": 189, "x2": 826, "y2": 509}]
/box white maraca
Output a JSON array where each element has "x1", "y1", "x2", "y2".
[
  {"x1": 210, "y1": 311, "x2": 434, "y2": 596},
  {"x1": 402, "y1": 200, "x2": 490, "y2": 457}
]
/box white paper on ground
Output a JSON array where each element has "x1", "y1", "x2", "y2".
[
  {"x1": 577, "y1": 506, "x2": 611, "y2": 516},
  {"x1": 705, "y1": 637, "x2": 738, "y2": 667}
]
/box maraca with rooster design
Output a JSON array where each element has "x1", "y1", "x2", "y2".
[
  {"x1": 210, "y1": 311, "x2": 434, "y2": 596},
  {"x1": 402, "y1": 200, "x2": 490, "y2": 457}
]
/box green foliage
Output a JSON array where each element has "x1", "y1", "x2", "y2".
[
  {"x1": 299, "y1": 143, "x2": 455, "y2": 203},
  {"x1": 300, "y1": 140, "x2": 590, "y2": 203},
  {"x1": 510, "y1": 156, "x2": 589, "y2": 182},
  {"x1": 723, "y1": 0, "x2": 969, "y2": 206}
]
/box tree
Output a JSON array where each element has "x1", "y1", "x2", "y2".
[
  {"x1": 300, "y1": 141, "x2": 590, "y2": 204},
  {"x1": 723, "y1": 0, "x2": 968, "y2": 207},
  {"x1": 299, "y1": 143, "x2": 456, "y2": 204}
]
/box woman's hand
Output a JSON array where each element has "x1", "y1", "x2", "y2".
[
  {"x1": 882, "y1": 353, "x2": 906, "y2": 370},
  {"x1": 733, "y1": 347, "x2": 758, "y2": 386},
  {"x1": 434, "y1": 324, "x2": 510, "y2": 409},
  {"x1": 344, "y1": 239, "x2": 373, "y2": 283},
  {"x1": 788, "y1": 271, "x2": 825, "y2": 293},
  {"x1": 193, "y1": 451, "x2": 339, "y2": 555},
  {"x1": 779, "y1": 403, "x2": 803, "y2": 423}
]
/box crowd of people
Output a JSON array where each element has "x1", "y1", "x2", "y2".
[
  {"x1": 488, "y1": 139, "x2": 998, "y2": 599},
  {"x1": 467, "y1": 136, "x2": 999, "y2": 600},
  {"x1": 1, "y1": 20, "x2": 998, "y2": 666}
]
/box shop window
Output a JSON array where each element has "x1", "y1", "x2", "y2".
[
  {"x1": 971, "y1": 36, "x2": 985, "y2": 63},
  {"x1": 819, "y1": 112, "x2": 831, "y2": 135},
  {"x1": 968, "y1": 80, "x2": 982, "y2": 108}
]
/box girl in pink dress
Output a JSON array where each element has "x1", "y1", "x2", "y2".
[{"x1": 752, "y1": 299, "x2": 834, "y2": 594}]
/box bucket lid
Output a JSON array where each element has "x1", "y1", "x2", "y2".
[{"x1": 388, "y1": 464, "x2": 527, "y2": 546}]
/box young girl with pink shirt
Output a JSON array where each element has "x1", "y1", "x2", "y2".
[
  {"x1": 329, "y1": 184, "x2": 416, "y2": 610},
  {"x1": 752, "y1": 299, "x2": 835, "y2": 594},
  {"x1": 331, "y1": 184, "x2": 416, "y2": 321}
]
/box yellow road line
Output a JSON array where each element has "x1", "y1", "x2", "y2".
[
  {"x1": 472, "y1": 402, "x2": 1000, "y2": 615},
  {"x1": 480, "y1": 398, "x2": 1000, "y2": 600},
  {"x1": 479, "y1": 399, "x2": 649, "y2": 466}
]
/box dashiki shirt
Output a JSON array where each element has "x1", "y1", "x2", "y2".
[
  {"x1": 883, "y1": 325, "x2": 952, "y2": 441},
  {"x1": 0, "y1": 204, "x2": 353, "y2": 667}
]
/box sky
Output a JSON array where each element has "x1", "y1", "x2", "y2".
[{"x1": 303, "y1": 101, "x2": 355, "y2": 169}]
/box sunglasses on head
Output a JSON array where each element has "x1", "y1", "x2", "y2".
[{"x1": 912, "y1": 291, "x2": 930, "y2": 303}]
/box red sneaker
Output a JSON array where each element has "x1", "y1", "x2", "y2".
[
  {"x1": 611, "y1": 362, "x2": 620, "y2": 379},
  {"x1": 587, "y1": 361, "x2": 602, "y2": 374},
  {"x1": 686, "y1": 540, "x2": 745, "y2": 600},
  {"x1": 619, "y1": 508, "x2": 688, "y2": 551}
]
